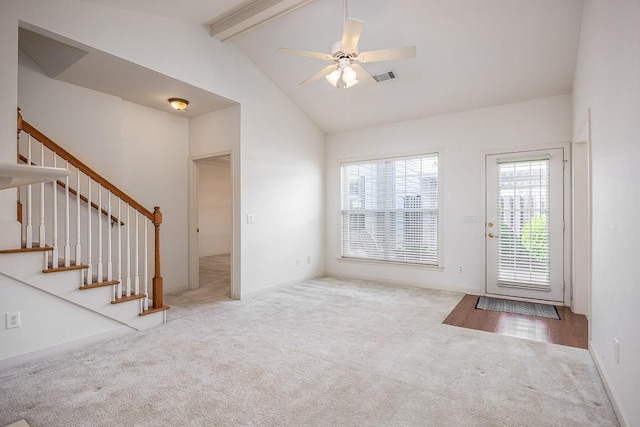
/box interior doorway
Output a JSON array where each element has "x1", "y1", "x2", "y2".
[{"x1": 190, "y1": 154, "x2": 232, "y2": 298}]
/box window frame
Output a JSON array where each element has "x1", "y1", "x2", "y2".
[{"x1": 338, "y1": 151, "x2": 443, "y2": 268}]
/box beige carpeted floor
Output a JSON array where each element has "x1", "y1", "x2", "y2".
[{"x1": 0, "y1": 260, "x2": 618, "y2": 426}]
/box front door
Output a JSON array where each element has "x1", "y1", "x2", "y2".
[{"x1": 485, "y1": 148, "x2": 565, "y2": 302}]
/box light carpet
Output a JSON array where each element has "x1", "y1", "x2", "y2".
[{"x1": 0, "y1": 277, "x2": 618, "y2": 426}]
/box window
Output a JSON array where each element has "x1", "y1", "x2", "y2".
[{"x1": 340, "y1": 153, "x2": 440, "y2": 266}]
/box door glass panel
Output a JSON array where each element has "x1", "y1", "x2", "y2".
[{"x1": 497, "y1": 159, "x2": 550, "y2": 286}]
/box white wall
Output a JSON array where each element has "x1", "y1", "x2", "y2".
[
  {"x1": 572, "y1": 1, "x2": 640, "y2": 425},
  {"x1": 0, "y1": 256, "x2": 125, "y2": 363},
  {"x1": 198, "y1": 161, "x2": 232, "y2": 256},
  {"x1": 326, "y1": 95, "x2": 572, "y2": 294}
]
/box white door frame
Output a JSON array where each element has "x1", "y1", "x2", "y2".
[
  {"x1": 572, "y1": 114, "x2": 591, "y2": 321},
  {"x1": 483, "y1": 143, "x2": 572, "y2": 306},
  {"x1": 188, "y1": 151, "x2": 238, "y2": 297}
]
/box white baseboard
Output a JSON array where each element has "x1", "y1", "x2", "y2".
[
  {"x1": 589, "y1": 341, "x2": 627, "y2": 427},
  {"x1": 326, "y1": 271, "x2": 477, "y2": 296},
  {"x1": 0, "y1": 326, "x2": 132, "y2": 371}
]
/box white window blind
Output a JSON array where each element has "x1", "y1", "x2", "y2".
[
  {"x1": 497, "y1": 158, "x2": 551, "y2": 287},
  {"x1": 340, "y1": 154, "x2": 439, "y2": 265}
]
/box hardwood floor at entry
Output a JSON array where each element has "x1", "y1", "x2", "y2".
[{"x1": 443, "y1": 294, "x2": 588, "y2": 349}]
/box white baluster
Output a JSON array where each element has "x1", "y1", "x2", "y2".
[
  {"x1": 134, "y1": 212, "x2": 139, "y2": 296},
  {"x1": 144, "y1": 220, "x2": 149, "y2": 311},
  {"x1": 107, "y1": 191, "x2": 113, "y2": 282},
  {"x1": 64, "y1": 160, "x2": 70, "y2": 267},
  {"x1": 75, "y1": 168, "x2": 81, "y2": 265},
  {"x1": 39, "y1": 143, "x2": 45, "y2": 248},
  {"x1": 97, "y1": 184, "x2": 103, "y2": 282},
  {"x1": 86, "y1": 178, "x2": 93, "y2": 284},
  {"x1": 117, "y1": 199, "x2": 122, "y2": 299},
  {"x1": 126, "y1": 204, "x2": 131, "y2": 297},
  {"x1": 26, "y1": 135, "x2": 33, "y2": 248},
  {"x1": 52, "y1": 154, "x2": 59, "y2": 269}
]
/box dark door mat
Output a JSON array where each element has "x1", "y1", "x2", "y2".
[{"x1": 475, "y1": 296, "x2": 560, "y2": 320}]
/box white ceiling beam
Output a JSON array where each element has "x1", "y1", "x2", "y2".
[{"x1": 210, "y1": 0, "x2": 317, "y2": 42}]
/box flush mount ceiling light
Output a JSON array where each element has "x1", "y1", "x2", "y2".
[{"x1": 168, "y1": 98, "x2": 189, "y2": 111}]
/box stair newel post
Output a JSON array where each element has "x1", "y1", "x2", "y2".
[
  {"x1": 51, "y1": 154, "x2": 59, "y2": 269},
  {"x1": 63, "y1": 159, "x2": 70, "y2": 267},
  {"x1": 126, "y1": 204, "x2": 131, "y2": 297},
  {"x1": 86, "y1": 177, "x2": 92, "y2": 284},
  {"x1": 75, "y1": 167, "x2": 81, "y2": 263},
  {"x1": 116, "y1": 198, "x2": 122, "y2": 299},
  {"x1": 152, "y1": 206, "x2": 164, "y2": 309},
  {"x1": 144, "y1": 220, "x2": 149, "y2": 311},
  {"x1": 107, "y1": 191, "x2": 113, "y2": 282},
  {"x1": 26, "y1": 134, "x2": 33, "y2": 248},
  {"x1": 134, "y1": 212, "x2": 139, "y2": 296},
  {"x1": 97, "y1": 184, "x2": 103, "y2": 281}
]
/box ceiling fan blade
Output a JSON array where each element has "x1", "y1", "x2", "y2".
[
  {"x1": 352, "y1": 64, "x2": 376, "y2": 85},
  {"x1": 357, "y1": 46, "x2": 416, "y2": 63},
  {"x1": 277, "y1": 48, "x2": 333, "y2": 61},
  {"x1": 340, "y1": 18, "x2": 364, "y2": 53},
  {"x1": 300, "y1": 64, "x2": 338, "y2": 86}
]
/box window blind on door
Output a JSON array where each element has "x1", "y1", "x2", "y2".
[
  {"x1": 496, "y1": 158, "x2": 551, "y2": 287},
  {"x1": 340, "y1": 154, "x2": 439, "y2": 265}
]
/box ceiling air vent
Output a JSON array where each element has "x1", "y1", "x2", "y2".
[{"x1": 372, "y1": 70, "x2": 396, "y2": 83}]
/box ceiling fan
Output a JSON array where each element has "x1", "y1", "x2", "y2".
[{"x1": 277, "y1": 0, "x2": 416, "y2": 89}]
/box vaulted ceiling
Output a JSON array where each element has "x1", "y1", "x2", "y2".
[{"x1": 72, "y1": 0, "x2": 585, "y2": 133}]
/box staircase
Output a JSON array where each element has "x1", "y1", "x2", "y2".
[{"x1": 0, "y1": 111, "x2": 169, "y2": 335}]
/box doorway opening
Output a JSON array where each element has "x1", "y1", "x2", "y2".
[{"x1": 192, "y1": 154, "x2": 232, "y2": 299}]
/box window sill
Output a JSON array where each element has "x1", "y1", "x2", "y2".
[{"x1": 336, "y1": 257, "x2": 444, "y2": 271}]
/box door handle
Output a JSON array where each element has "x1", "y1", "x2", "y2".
[{"x1": 487, "y1": 232, "x2": 499, "y2": 238}]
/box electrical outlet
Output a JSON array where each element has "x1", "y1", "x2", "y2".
[
  {"x1": 296, "y1": 259, "x2": 300, "y2": 267},
  {"x1": 458, "y1": 264, "x2": 464, "y2": 273},
  {"x1": 614, "y1": 338, "x2": 620, "y2": 364},
  {"x1": 307, "y1": 256, "x2": 311, "y2": 264},
  {"x1": 6, "y1": 311, "x2": 21, "y2": 329}
]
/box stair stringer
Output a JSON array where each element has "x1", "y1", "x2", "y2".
[{"x1": 0, "y1": 251, "x2": 164, "y2": 331}]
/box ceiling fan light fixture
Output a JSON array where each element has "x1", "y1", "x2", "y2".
[
  {"x1": 326, "y1": 69, "x2": 341, "y2": 86},
  {"x1": 168, "y1": 98, "x2": 189, "y2": 111},
  {"x1": 342, "y1": 66, "x2": 357, "y2": 83}
]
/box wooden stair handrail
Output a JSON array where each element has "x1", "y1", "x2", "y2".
[
  {"x1": 18, "y1": 154, "x2": 124, "y2": 226},
  {"x1": 18, "y1": 115, "x2": 153, "y2": 221},
  {"x1": 17, "y1": 110, "x2": 165, "y2": 312}
]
